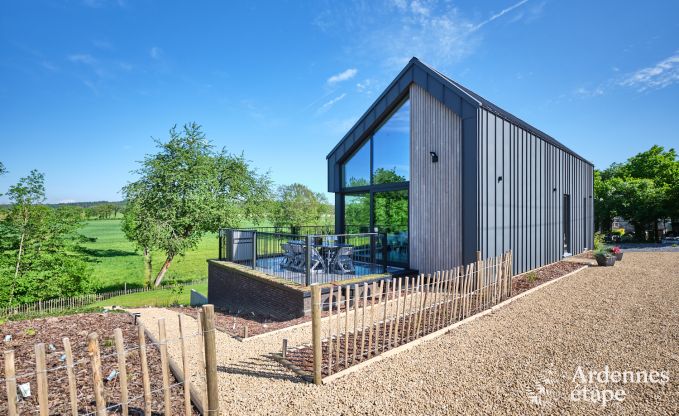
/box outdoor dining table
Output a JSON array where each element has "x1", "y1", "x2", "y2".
[{"x1": 287, "y1": 240, "x2": 352, "y2": 272}]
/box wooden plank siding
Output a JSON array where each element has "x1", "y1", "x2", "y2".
[
  {"x1": 409, "y1": 84, "x2": 463, "y2": 273},
  {"x1": 477, "y1": 108, "x2": 594, "y2": 275}
]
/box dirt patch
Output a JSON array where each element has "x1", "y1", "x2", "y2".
[
  {"x1": 512, "y1": 261, "x2": 584, "y2": 295},
  {"x1": 0, "y1": 312, "x2": 196, "y2": 415},
  {"x1": 169, "y1": 306, "x2": 315, "y2": 338}
]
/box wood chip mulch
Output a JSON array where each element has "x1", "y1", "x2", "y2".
[
  {"x1": 169, "y1": 306, "x2": 317, "y2": 338},
  {"x1": 512, "y1": 261, "x2": 585, "y2": 295},
  {"x1": 0, "y1": 312, "x2": 197, "y2": 415}
]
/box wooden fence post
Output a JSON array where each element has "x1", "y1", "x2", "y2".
[
  {"x1": 327, "y1": 286, "x2": 334, "y2": 374},
  {"x1": 87, "y1": 333, "x2": 106, "y2": 416},
  {"x1": 311, "y1": 285, "x2": 322, "y2": 385},
  {"x1": 4, "y1": 350, "x2": 17, "y2": 416},
  {"x1": 63, "y1": 338, "x2": 78, "y2": 416},
  {"x1": 202, "y1": 304, "x2": 220, "y2": 415},
  {"x1": 344, "y1": 285, "x2": 350, "y2": 368},
  {"x1": 158, "y1": 319, "x2": 172, "y2": 416},
  {"x1": 137, "y1": 325, "x2": 152, "y2": 416},
  {"x1": 34, "y1": 343, "x2": 48, "y2": 416},
  {"x1": 178, "y1": 314, "x2": 192, "y2": 416},
  {"x1": 113, "y1": 329, "x2": 129, "y2": 416}
]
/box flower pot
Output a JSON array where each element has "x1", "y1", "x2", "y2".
[
  {"x1": 595, "y1": 254, "x2": 616, "y2": 267},
  {"x1": 615, "y1": 252, "x2": 623, "y2": 261}
]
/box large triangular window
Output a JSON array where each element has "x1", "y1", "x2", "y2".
[{"x1": 341, "y1": 97, "x2": 410, "y2": 188}]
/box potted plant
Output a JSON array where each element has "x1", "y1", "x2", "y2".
[
  {"x1": 594, "y1": 249, "x2": 616, "y2": 267},
  {"x1": 610, "y1": 246, "x2": 623, "y2": 261}
]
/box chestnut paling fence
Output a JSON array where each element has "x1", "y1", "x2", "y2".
[
  {"x1": 1, "y1": 305, "x2": 220, "y2": 416},
  {"x1": 0, "y1": 279, "x2": 206, "y2": 318},
  {"x1": 307, "y1": 251, "x2": 513, "y2": 384}
]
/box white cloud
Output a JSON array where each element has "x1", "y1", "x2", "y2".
[
  {"x1": 317, "y1": 93, "x2": 347, "y2": 114},
  {"x1": 573, "y1": 86, "x2": 604, "y2": 98},
  {"x1": 150, "y1": 46, "x2": 162, "y2": 60},
  {"x1": 327, "y1": 68, "x2": 358, "y2": 84},
  {"x1": 356, "y1": 79, "x2": 374, "y2": 93},
  {"x1": 619, "y1": 52, "x2": 679, "y2": 91},
  {"x1": 470, "y1": 0, "x2": 530, "y2": 32},
  {"x1": 68, "y1": 53, "x2": 97, "y2": 65},
  {"x1": 316, "y1": 0, "x2": 532, "y2": 71}
]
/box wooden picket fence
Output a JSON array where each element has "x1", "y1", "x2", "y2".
[
  {"x1": 2, "y1": 305, "x2": 220, "y2": 415},
  {"x1": 307, "y1": 251, "x2": 513, "y2": 384},
  {"x1": 0, "y1": 279, "x2": 206, "y2": 317}
]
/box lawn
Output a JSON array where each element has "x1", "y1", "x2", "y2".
[
  {"x1": 89, "y1": 281, "x2": 208, "y2": 308},
  {"x1": 79, "y1": 219, "x2": 217, "y2": 292}
]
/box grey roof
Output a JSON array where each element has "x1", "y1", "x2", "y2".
[{"x1": 326, "y1": 57, "x2": 593, "y2": 167}]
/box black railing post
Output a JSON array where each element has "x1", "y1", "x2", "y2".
[
  {"x1": 251, "y1": 230, "x2": 257, "y2": 269},
  {"x1": 218, "y1": 230, "x2": 223, "y2": 260},
  {"x1": 226, "y1": 229, "x2": 233, "y2": 261},
  {"x1": 305, "y1": 234, "x2": 312, "y2": 286},
  {"x1": 381, "y1": 233, "x2": 388, "y2": 273},
  {"x1": 370, "y1": 234, "x2": 376, "y2": 265}
]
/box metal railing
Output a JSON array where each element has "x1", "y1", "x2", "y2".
[{"x1": 218, "y1": 228, "x2": 389, "y2": 285}]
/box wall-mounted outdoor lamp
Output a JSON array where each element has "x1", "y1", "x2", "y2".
[
  {"x1": 553, "y1": 187, "x2": 557, "y2": 192},
  {"x1": 430, "y1": 151, "x2": 438, "y2": 163},
  {"x1": 497, "y1": 176, "x2": 503, "y2": 182}
]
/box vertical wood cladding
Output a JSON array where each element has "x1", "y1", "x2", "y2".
[
  {"x1": 409, "y1": 84, "x2": 463, "y2": 273},
  {"x1": 478, "y1": 108, "x2": 593, "y2": 275}
]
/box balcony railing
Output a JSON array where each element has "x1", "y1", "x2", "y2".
[{"x1": 218, "y1": 228, "x2": 395, "y2": 285}]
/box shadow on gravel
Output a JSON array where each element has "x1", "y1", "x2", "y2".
[{"x1": 217, "y1": 356, "x2": 306, "y2": 383}]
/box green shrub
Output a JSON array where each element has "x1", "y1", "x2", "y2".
[
  {"x1": 594, "y1": 232, "x2": 605, "y2": 251},
  {"x1": 526, "y1": 272, "x2": 537, "y2": 283}
]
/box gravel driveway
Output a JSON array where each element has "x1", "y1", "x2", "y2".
[{"x1": 132, "y1": 252, "x2": 678, "y2": 415}]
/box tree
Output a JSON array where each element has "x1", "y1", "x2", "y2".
[
  {"x1": 4, "y1": 170, "x2": 45, "y2": 305},
  {"x1": 0, "y1": 162, "x2": 6, "y2": 176},
  {"x1": 594, "y1": 145, "x2": 679, "y2": 241},
  {"x1": 121, "y1": 184, "x2": 159, "y2": 286},
  {"x1": 0, "y1": 171, "x2": 93, "y2": 305},
  {"x1": 270, "y1": 183, "x2": 332, "y2": 227},
  {"x1": 122, "y1": 123, "x2": 271, "y2": 286}
]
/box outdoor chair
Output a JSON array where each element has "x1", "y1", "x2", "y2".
[
  {"x1": 334, "y1": 246, "x2": 355, "y2": 273},
  {"x1": 280, "y1": 243, "x2": 295, "y2": 268},
  {"x1": 309, "y1": 246, "x2": 326, "y2": 273},
  {"x1": 290, "y1": 243, "x2": 305, "y2": 271}
]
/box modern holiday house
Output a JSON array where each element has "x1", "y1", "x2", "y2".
[{"x1": 327, "y1": 57, "x2": 594, "y2": 275}]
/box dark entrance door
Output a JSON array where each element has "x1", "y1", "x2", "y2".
[{"x1": 563, "y1": 194, "x2": 571, "y2": 254}]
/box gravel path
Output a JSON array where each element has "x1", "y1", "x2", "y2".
[
  {"x1": 132, "y1": 252, "x2": 679, "y2": 415},
  {"x1": 618, "y1": 243, "x2": 679, "y2": 252}
]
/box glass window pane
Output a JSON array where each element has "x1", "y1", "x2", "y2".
[
  {"x1": 344, "y1": 194, "x2": 370, "y2": 233},
  {"x1": 374, "y1": 190, "x2": 408, "y2": 265},
  {"x1": 341, "y1": 140, "x2": 370, "y2": 188},
  {"x1": 373, "y1": 99, "x2": 410, "y2": 184}
]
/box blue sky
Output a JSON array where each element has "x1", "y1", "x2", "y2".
[{"x1": 1, "y1": 0, "x2": 678, "y2": 203}]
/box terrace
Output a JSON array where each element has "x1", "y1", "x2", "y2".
[{"x1": 218, "y1": 226, "x2": 405, "y2": 286}]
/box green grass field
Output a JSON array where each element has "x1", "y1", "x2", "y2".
[
  {"x1": 80, "y1": 219, "x2": 216, "y2": 292},
  {"x1": 90, "y1": 281, "x2": 208, "y2": 308}
]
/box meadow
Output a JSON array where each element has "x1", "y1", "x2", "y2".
[{"x1": 79, "y1": 219, "x2": 216, "y2": 292}]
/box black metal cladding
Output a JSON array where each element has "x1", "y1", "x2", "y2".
[
  {"x1": 327, "y1": 57, "x2": 594, "y2": 275},
  {"x1": 477, "y1": 108, "x2": 594, "y2": 275}
]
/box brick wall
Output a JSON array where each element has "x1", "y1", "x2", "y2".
[{"x1": 207, "y1": 261, "x2": 310, "y2": 320}]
